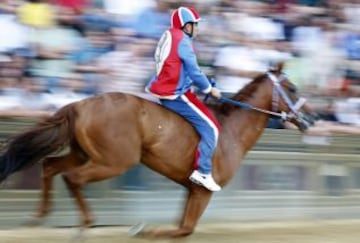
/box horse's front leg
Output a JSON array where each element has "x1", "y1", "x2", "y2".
[{"x1": 143, "y1": 186, "x2": 213, "y2": 238}]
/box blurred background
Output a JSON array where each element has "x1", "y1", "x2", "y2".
[{"x1": 0, "y1": 0, "x2": 360, "y2": 227}]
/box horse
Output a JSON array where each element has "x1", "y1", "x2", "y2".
[{"x1": 0, "y1": 64, "x2": 310, "y2": 238}]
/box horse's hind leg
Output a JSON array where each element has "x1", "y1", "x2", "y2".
[
  {"x1": 62, "y1": 160, "x2": 134, "y2": 228},
  {"x1": 144, "y1": 187, "x2": 212, "y2": 238},
  {"x1": 26, "y1": 153, "x2": 85, "y2": 226}
]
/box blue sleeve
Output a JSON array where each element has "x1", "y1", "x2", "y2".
[{"x1": 178, "y1": 39, "x2": 211, "y2": 93}]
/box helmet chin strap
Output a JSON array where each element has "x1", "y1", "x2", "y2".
[
  {"x1": 182, "y1": 23, "x2": 194, "y2": 38},
  {"x1": 190, "y1": 22, "x2": 194, "y2": 37}
]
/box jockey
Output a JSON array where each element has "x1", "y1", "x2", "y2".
[{"x1": 146, "y1": 6, "x2": 222, "y2": 191}]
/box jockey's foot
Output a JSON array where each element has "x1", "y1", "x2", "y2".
[{"x1": 189, "y1": 170, "x2": 221, "y2": 192}]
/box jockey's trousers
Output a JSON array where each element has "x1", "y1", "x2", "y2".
[{"x1": 160, "y1": 91, "x2": 220, "y2": 174}]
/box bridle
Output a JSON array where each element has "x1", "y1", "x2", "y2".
[{"x1": 267, "y1": 72, "x2": 307, "y2": 120}]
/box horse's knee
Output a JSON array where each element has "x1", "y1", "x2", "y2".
[
  {"x1": 63, "y1": 171, "x2": 84, "y2": 187},
  {"x1": 42, "y1": 161, "x2": 58, "y2": 179},
  {"x1": 42, "y1": 157, "x2": 68, "y2": 178}
]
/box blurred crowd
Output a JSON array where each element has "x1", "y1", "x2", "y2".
[{"x1": 0, "y1": 0, "x2": 359, "y2": 127}]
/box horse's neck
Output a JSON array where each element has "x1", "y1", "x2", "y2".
[
  {"x1": 220, "y1": 108, "x2": 269, "y2": 155},
  {"x1": 215, "y1": 86, "x2": 273, "y2": 182}
]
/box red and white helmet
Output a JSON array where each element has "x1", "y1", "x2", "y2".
[{"x1": 171, "y1": 6, "x2": 201, "y2": 29}]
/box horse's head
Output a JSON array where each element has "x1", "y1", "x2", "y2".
[{"x1": 268, "y1": 63, "x2": 313, "y2": 132}]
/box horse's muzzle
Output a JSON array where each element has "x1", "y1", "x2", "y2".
[
  {"x1": 298, "y1": 118, "x2": 310, "y2": 132},
  {"x1": 296, "y1": 111, "x2": 322, "y2": 132}
]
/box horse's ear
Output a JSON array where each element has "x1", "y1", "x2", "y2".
[
  {"x1": 276, "y1": 62, "x2": 285, "y2": 74},
  {"x1": 269, "y1": 61, "x2": 285, "y2": 74}
]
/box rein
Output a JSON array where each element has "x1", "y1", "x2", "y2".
[{"x1": 218, "y1": 96, "x2": 288, "y2": 120}]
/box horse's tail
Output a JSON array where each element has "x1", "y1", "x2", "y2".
[{"x1": 0, "y1": 104, "x2": 77, "y2": 183}]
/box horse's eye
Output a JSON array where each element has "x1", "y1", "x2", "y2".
[{"x1": 288, "y1": 86, "x2": 297, "y2": 93}]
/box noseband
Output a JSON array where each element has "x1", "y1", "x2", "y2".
[{"x1": 267, "y1": 72, "x2": 307, "y2": 120}]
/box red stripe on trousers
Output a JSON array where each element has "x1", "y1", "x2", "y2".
[
  {"x1": 183, "y1": 91, "x2": 220, "y2": 169},
  {"x1": 183, "y1": 91, "x2": 221, "y2": 130}
]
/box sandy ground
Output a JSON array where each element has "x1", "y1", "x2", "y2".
[{"x1": 1, "y1": 220, "x2": 360, "y2": 243}]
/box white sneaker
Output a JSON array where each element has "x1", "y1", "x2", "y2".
[{"x1": 189, "y1": 170, "x2": 221, "y2": 192}]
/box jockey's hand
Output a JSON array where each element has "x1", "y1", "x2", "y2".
[{"x1": 210, "y1": 87, "x2": 222, "y2": 99}]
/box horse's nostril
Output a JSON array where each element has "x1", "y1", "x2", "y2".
[{"x1": 299, "y1": 120, "x2": 310, "y2": 132}]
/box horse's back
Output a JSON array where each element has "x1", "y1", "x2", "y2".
[{"x1": 74, "y1": 92, "x2": 195, "y2": 134}]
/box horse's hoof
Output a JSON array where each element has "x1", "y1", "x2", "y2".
[
  {"x1": 128, "y1": 222, "x2": 146, "y2": 237},
  {"x1": 21, "y1": 217, "x2": 45, "y2": 227},
  {"x1": 70, "y1": 229, "x2": 87, "y2": 242}
]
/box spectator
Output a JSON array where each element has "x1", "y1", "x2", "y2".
[
  {"x1": 132, "y1": 0, "x2": 171, "y2": 39},
  {"x1": 70, "y1": 28, "x2": 116, "y2": 94},
  {"x1": 51, "y1": 0, "x2": 90, "y2": 13},
  {"x1": 17, "y1": 0, "x2": 56, "y2": 29},
  {"x1": 343, "y1": 31, "x2": 360, "y2": 60},
  {"x1": 27, "y1": 17, "x2": 86, "y2": 95},
  {"x1": 0, "y1": 4, "x2": 30, "y2": 54},
  {"x1": 290, "y1": 14, "x2": 345, "y2": 94},
  {"x1": 95, "y1": 34, "x2": 155, "y2": 94}
]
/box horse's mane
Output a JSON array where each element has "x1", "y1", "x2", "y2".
[{"x1": 219, "y1": 73, "x2": 268, "y2": 116}]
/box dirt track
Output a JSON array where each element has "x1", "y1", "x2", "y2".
[{"x1": 1, "y1": 220, "x2": 360, "y2": 243}]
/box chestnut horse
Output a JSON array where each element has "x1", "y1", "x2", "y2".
[{"x1": 0, "y1": 66, "x2": 309, "y2": 238}]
